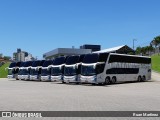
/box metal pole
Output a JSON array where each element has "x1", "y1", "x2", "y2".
[{"x1": 133, "y1": 39, "x2": 137, "y2": 50}]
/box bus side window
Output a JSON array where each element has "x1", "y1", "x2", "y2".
[{"x1": 106, "y1": 68, "x2": 114, "y2": 74}]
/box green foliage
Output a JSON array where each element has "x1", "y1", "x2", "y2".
[
  {"x1": 151, "y1": 54, "x2": 160, "y2": 72},
  {"x1": 3, "y1": 56, "x2": 11, "y2": 60},
  {"x1": 135, "y1": 45, "x2": 154, "y2": 55},
  {"x1": 150, "y1": 35, "x2": 160, "y2": 47},
  {"x1": 0, "y1": 62, "x2": 10, "y2": 78},
  {"x1": 135, "y1": 46, "x2": 142, "y2": 54}
]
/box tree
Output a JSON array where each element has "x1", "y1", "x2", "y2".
[
  {"x1": 135, "y1": 46, "x2": 142, "y2": 55},
  {"x1": 3, "y1": 56, "x2": 11, "y2": 60},
  {"x1": 150, "y1": 35, "x2": 160, "y2": 54}
]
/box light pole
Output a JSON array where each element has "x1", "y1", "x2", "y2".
[{"x1": 133, "y1": 39, "x2": 137, "y2": 50}]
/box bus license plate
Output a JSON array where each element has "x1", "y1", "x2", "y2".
[{"x1": 85, "y1": 80, "x2": 88, "y2": 83}]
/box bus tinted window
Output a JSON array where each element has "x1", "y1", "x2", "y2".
[
  {"x1": 40, "y1": 60, "x2": 45, "y2": 66},
  {"x1": 79, "y1": 55, "x2": 85, "y2": 62},
  {"x1": 9, "y1": 62, "x2": 16, "y2": 68},
  {"x1": 42, "y1": 60, "x2": 52, "y2": 67},
  {"x1": 66, "y1": 56, "x2": 79, "y2": 65},
  {"x1": 106, "y1": 68, "x2": 139, "y2": 74},
  {"x1": 32, "y1": 61, "x2": 41, "y2": 67},
  {"x1": 83, "y1": 54, "x2": 99, "y2": 63},
  {"x1": 98, "y1": 53, "x2": 109, "y2": 62},
  {"x1": 53, "y1": 57, "x2": 66, "y2": 65},
  {"x1": 20, "y1": 62, "x2": 25, "y2": 67},
  {"x1": 109, "y1": 54, "x2": 151, "y2": 64},
  {"x1": 16, "y1": 62, "x2": 21, "y2": 67},
  {"x1": 24, "y1": 61, "x2": 33, "y2": 67}
]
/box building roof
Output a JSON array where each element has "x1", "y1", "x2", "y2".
[
  {"x1": 43, "y1": 48, "x2": 92, "y2": 59},
  {"x1": 94, "y1": 45, "x2": 134, "y2": 53}
]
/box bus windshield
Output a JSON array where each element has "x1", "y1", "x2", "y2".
[
  {"x1": 8, "y1": 69, "x2": 13, "y2": 75},
  {"x1": 18, "y1": 69, "x2": 24, "y2": 75},
  {"x1": 23, "y1": 69, "x2": 29, "y2": 75},
  {"x1": 51, "y1": 67, "x2": 62, "y2": 76},
  {"x1": 64, "y1": 66, "x2": 76, "y2": 76},
  {"x1": 81, "y1": 65, "x2": 96, "y2": 76},
  {"x1": 30, "y1": 68, "x2": 38, "y2": 75},
  {"x1": 41, "y1": 68, "x2": 50, "y2": 76}
]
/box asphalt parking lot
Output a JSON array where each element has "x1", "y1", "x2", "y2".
[{"x1": 0, "y1": 72, "x2": 160, "y2": 119}]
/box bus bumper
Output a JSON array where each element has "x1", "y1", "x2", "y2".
[
  {"x1": 7, "y1": 75, "x2": 14, "y2": 79},
  {"x1": 20, "y1": 75, "x2": 25, "y2": 80},
  {"x1": 41, "y1": 75, "x2": 51, "y2": 82},
  {"x1": 17, "y1": 75, "x2": 22, "y2": 80},
  {"x1": 23, "y1": 75, "x2": 30, "y2": 80},
  {"x1": 80, "y1": 75, "x2": 97, "y2": 84},
  {"x1": 51, "y1": 75, "x2": 62, "y2": 82},
  {"x1": 30, "y1": 75, "x2": 39, "y2": 81},
  {"x1": 63, "y1": 75, "x2": 79, "y2": 83}
]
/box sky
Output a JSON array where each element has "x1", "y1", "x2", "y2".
[{"x1": 0, "y1": 0, "x2": 160, "y2": 59}]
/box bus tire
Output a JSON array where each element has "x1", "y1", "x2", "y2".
[
  {"x1": 76, "y1": 82, "x2": 79, "y2": 84},
  {"x1": 137, "y1": 76, "x2": 141, "y2": 82},
  {"x1": 62, "y1": 81, "x2": 65, "y2": 84},
  {"x1": 104, "y1": 77, "x2": 110, "y2": 85},
  {"x1": 142, "y1": 76, "x2": 146, "y2": 82},
  {"x1": 111, "y1": 77, "x2": 116, "y2": 84}
]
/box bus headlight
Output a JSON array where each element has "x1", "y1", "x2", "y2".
[{"x1": 93, "y1": 76, "x2": 97, "y2": 82}]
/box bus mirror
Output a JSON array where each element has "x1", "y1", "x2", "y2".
[
  {"x1": 59, "y1": 66, "x2": 62, "y2": 70},
  {"x1": 47, "y1": 67, "x2": 50, "y2": 71},
  {"x1": 5, "y1": 67, "x2": 8, "y2": 71},
  {"x1": 76, "y1": 64, "x2": 79, "y2": 68},
  {"x1": 73, "y1": 66, "x2": 76, "y2": 69},
  {"x1": 93, "y1": 64, "x2": 96, "y2": 69}
]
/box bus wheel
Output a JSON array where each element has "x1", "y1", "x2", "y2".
[
  {"x1": 111, "y1": 77, "x2": 116, "y2": 84},
  {"x1": 104, "y1": 77, "x2": 110, "y2": 85},
  {"x1": 142, "y1": 76, "x2": 146, "y2": 82},
  {"x1": 76, "y1": 82, "x2": 80, "y2": 84},
  {"x1": 137, "y1": 76, "x2": 141, "y2": 82},
  {"x1": 62, "y1": 81, "x2": 65, "y2": 84}
]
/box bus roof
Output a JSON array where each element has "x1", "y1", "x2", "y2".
[
  {"x1": 42, "y1": 60, "x2": 53, "y2": 67},
  {"x1": 9, "y1": 62, "x2": 16, "y2": 68},
  {"x1": 53, "y1": 56, "x2": 67, "y2": 65},
  {"x1": 24, "y1": 61, "x2": 34, "y2": 67},
  {"x1": 32, "y1": 60, "x2": 45, "y2": 67},
  {"x1": 65, "y1": 55, "x2": 80, "y2": 65}
]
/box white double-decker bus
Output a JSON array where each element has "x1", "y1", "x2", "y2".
[
  {"x1": 63, "y1": 55, "x2": 85, "y2": 83},
  {"x1": 22, "y1": 61, "x2": 34, "y2": 80},
  {"x1": 80, "y1": 53, "x2": 151, "y2": 85},
  {"x1": 51, "y1": 56, "x2": 67, "y2": 82},
  {"x1": 17, "y1": 62, "x2": 26, "y2": 80},
  {"x1": 41, "y1": 60, "x2": 54, "y2": 82},
  {"x1": 7, "y1": 62, "x2": 16, "y2": 79}
]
